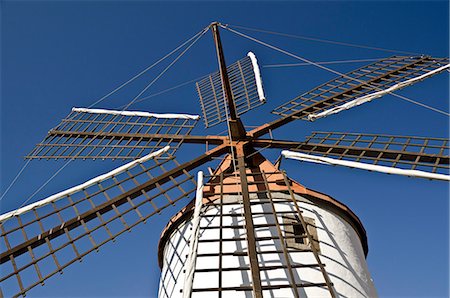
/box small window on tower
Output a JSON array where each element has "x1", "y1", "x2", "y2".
[
  {"x1": 283, "y1": 215, "x2": 320, "y2": 252},
  {"x1": 293, "y1": 222, "x2": 306, "y2": 244}
]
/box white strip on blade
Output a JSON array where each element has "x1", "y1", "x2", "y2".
[
  {"x1": 247, "y1": 52, "x2": 266, "y2": 102},
  {"x1": 282, "y1": 150, "x2": 450, "y2": 181},
  {"x1": 0, "y1": 146, "x2": 170, "y2": 223},
  {"x1": 182, "y1": 171, "x2": 204, "y2": 298},
  {"x1": 72, "y1": 107, "x2": 200, "y2": 120},
  {"x1": 307, "y1": 63, "x2": 450, "y2": 121}
]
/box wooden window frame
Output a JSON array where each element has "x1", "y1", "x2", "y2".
[{"x1": 283, "y1": 215, "x2": 320, "y2": 253}]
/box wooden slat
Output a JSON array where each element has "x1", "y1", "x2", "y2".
[
  {"x1": 196, "y1": 55, "x2": 265, "y2": 128},
  {"x1": 26, "y1": 110, "x2": 199, "y2": 160},
  {"x1": 272, "y1": 56, "x2": 448, "y2": 119},
  {"x1": 0, "y1": 145, "x2": 229, "y2": 297},
  {"x1": 253, "y1": 133, "x2": 449, "y2": 174}
]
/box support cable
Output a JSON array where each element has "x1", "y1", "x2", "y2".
[
  {"x1": 87, "y1": 27, "x2": 208, "y2": 109},
  {"x1": 221, "y1": 24, "x2": 449, "y2": 118},
  {"x1": 0, "y1": 160, "x2": 31, "y2": 201},
  {"x1": 224, "y1": 23, "x2": 419, "y2": 56},
  {"x1": 392, "y1": 93, "x2": 449, "y2": 117},
  {"x1": 13, "y1": 159, "x2": 72, "y2": 213},
  {"x1": 124, "y1": 27, "x2": 209, "y2": 109},
  {"x1": 263, "y1": 58, "x2": 383, "y2": 68},
  {"x1": 65, "y1": 28, "x2": 207, "y2": 166},
  {"x1": 123, "y1": 58, "x2": 389, "y2": 107},
  {"x1": 125, "y1": 74, "x2": 209, "y2": 106},
  {"x1": 0, "y1": 27, "x2": 209, "y2": 211}
]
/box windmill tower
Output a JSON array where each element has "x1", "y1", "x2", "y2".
[
  {"x1": 1, "y1": 22, "x2": 448, "y2": 297},
  {"x1": 158, "y1": 153, "x2": 377, "y2": 297}
]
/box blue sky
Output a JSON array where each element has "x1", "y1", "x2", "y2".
[{"x1": 1, "y1": 1, "x2": 449, "y2": 297}]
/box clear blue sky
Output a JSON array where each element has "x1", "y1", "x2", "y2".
[{"x1": 1, "y1": 1, "x2": 448, "y2": 297}]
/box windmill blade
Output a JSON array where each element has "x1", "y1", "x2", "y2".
[
  {"x1": 253, "y1": 132, "x2": 449, "y2": 179},
  {"x1": 0, "y1": 144, "x2": 228, "y2": 297},
  {"x1": 196, "y1": 52, "x2": 266, "y2": 128},
  {"x1": 282, "y1": 151, "x2": 449, "y2": 181},
  {"x1": 26, "y1": 108, "x2": 200, "y2": 160},
  {"x1": 271, "y1": 56, "x2": 449, "y2": 120}
]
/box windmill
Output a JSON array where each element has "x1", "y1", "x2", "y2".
[{"x1": 1, "y1": 21, "x2": 448, "y2": 297}]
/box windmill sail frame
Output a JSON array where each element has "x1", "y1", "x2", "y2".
[
  {"x1": 271, "y1": 56, "x2": 449, "y2": 120},
  {"x1": 0, "y1": 145, "x2": 228, "y2": 296},
  {"x1": 26, "y1": 108, "x2": 200, "y2": 160}
]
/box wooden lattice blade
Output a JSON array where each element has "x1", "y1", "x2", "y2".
[
  {"x1": 26, "y1": 108, "x2": 200, "y2": 160},
  {"x1": 283, "y1": 150, "x2": 449, "y2": 181},
  {"x1": 254, "y1": 132, "x2": 449, "y2": 178},
  {"x1": 271, "y1": 56, "x2": 449, "y2": 120},
  {"x1": 0, "y1": 145, "x2": 228, "y2": 297},
  {"x1": 196, "y1": 52, "x2": 266, "y2": 128}
]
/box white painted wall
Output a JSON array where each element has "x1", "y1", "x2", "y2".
[{"x1": 159, "y1": 192, "x2": 377, "y2": 298}]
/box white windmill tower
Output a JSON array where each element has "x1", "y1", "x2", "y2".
[{"x1": 1, "y1": 22, "x2": 448, "y2": 298}]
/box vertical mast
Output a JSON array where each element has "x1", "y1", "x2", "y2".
[
  {"x1": 210, "y1": 21, "x2": 263, "y2": 297},
  {"x1": 210, "y1": 22, "x2": 246, "y2": 140}
]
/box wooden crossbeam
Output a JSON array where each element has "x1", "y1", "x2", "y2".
[
  {"x1": 1, "y1": 144, "x2": 228, "y2": 265},
  {"x1": 26, "y1": 108, "x2": 201, "y2": 160},
  {"x1": 253, "y1": 135, "x2": 449, "y2": 174},
  {"x1": 32, "y1": 130, "x2": 227, "y2": 146},
  {"x1": 0, "y1": 145, "x2": 229, "y2": 297},
  {"x1": 249, "y1": 56, "x2": 448, "y2": 138},
  {"x1": 272, "y1": 56, "x2": 447, "y2": 118}
]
